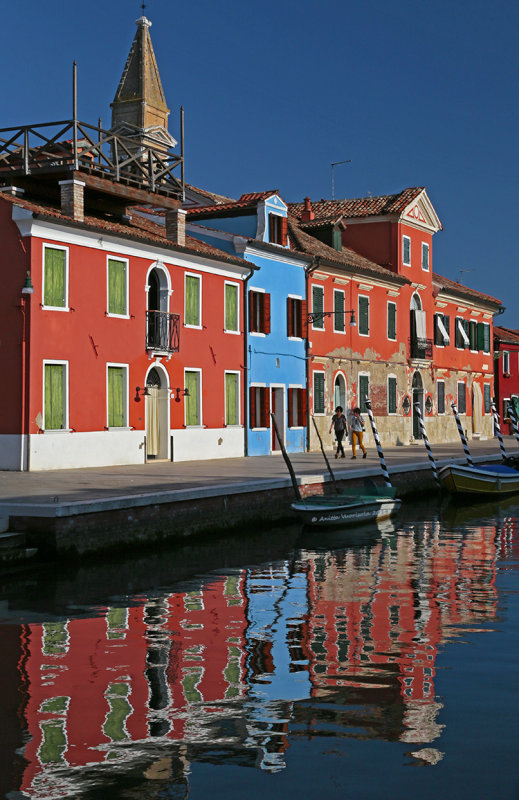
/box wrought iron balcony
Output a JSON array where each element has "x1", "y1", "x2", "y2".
[
  {"x1": 408, "y1": 337, "x2": 433, "y2": 359},
  {"x1": 146, "y1": 311, "x2": 180, "y2": 353}
]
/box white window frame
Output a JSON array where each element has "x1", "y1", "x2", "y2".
[
  {"x1": 224, "y1": 281, "x2": 240, "y2": 335},
  {"x1": 311, "y1": 284, "x2": 325, "y2": 331},
  {"x1": 106, "y1": 255, "x2": 129, "y2": 319},
  {"x1": 287, "y1": 293, "x2": 304, "y2": 341},
  {"x1": 184, "y1": 272, "x2": 202, "y2": 329},
  {"x1": 313, "y1": 370, "x2": 326, "y2": 415},
  {"x1": 224, "y1": 370, "x2": 241, "y2": 426},
  {"x1": 402, "y1": 235, "x2": 411, "y2": 267},
  {"x1": 42, "y1": 243, "x2": 69, "y2": 312},
  {"x1": 42, "y1": 359, "x2": 69, "y2": 432},
  {"x1": 333, "y1": 288, "x2": 346, "y2": 334},
  {"x1": 249, "y1": 285, "x2": 266, "y2": 338},
  {"x1": 421, "y1": 242, "x2": 430, "y2": 272},
  {"x1": 503, "y1": 351, "x2": 510, "y2": 375},
  {"x1": 387, "y1": 301, "x2": 397, "y2": 341},
  {"x1": 106, "y1": 363, "x2": 130, "y2": 430},
  {"x1": 184, "y1": 368, "x2": 202, "y2": 427},
  {"x1": 437, "y1": 379, "x2": 445, "y2": 415},
  {"x1": 387, "y1": 374, "x2": 398, "y2": 415},
  {"x1": 358, "y1": 294, "x2": 370, "y2": 337}
]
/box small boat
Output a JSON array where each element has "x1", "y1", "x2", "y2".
[
  {"x1": 292, "y1": 486, "x2": 401, "y2": 527},
  {"x1": 438, "y1": 462, "x2": 519, "y2": 496}
]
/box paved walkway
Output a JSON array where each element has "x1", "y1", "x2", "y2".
[{"x1": 0, "y1": 438, "x2": 513, "y2": 514}]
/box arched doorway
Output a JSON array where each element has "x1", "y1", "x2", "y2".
[
  {"x1": 412, "y1": 371, "x2": 424, "y2": 439},
  {"x1": 146, "y1": 365, "x2": 170, "y2": 460},
  {"x1": 334, "y1": 373, "x2": 346, "y2": 410},
  {"x1": 146, "y1": 264, "x2": 171, "y2": 351}
]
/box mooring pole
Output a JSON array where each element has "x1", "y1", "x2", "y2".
[
  {"x1": 491, "y1": 399, "x2": 507, "y2": 460},
  {"x1": 451, "y1": 402, "x2": 474, "y2": 466},
  {"x1": 414, "y1": 402, "x2": 440, "y2": 486},
  {"x1": 270, "y1": 412, "x2": 302, "y2": 501},
  {"x1": 508, "y1": 404, "x2": 519, "y2": 449},
  {"x1": 364, "y1": 398, "x2": 392, "y2": 488},
  {"x1": 311, "y1": 415, "x2": 339, "y2": 493}
]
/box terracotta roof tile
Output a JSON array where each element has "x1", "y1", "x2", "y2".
[
  {"x1": 289, "y1": 188, "x2": 425, "y2": 220},
  {"x1": 186, "y1": 189, "x2": 280, "y2": 218},
  {"x1": 1, "y1": 192, "x2": 251, "y2": 269},
  {"x1": 494, "y1": 325, "x2": 519, "y2": 344},
  {"x1": 433, "y1": 272, "x2": 502, "y2": 308}
]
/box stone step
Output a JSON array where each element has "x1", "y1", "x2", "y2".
[{"x1": 0, "y1": 531, "x2": 25, "y2": 549}]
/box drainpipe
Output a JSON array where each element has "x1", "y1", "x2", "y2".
[
  {"x1": 20, "y1": 270, "x2": 34, "y2": 471},
  {"x1": 305, "y1": 256, "x2": 320, "y2": 451},
  {"x1": 243, "y1": 266, "x2": 255, "y2": 457}
]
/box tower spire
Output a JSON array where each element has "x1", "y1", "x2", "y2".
[{"x1": 111, "y1": 14, "x2": 176, "y2": 151}]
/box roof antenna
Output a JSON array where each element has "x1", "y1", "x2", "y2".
[
  {"x1": 331, "y1": 159, "x2": 351, "y2": 200},
  {"x1": 457, "y1": 268, "x2": 474, "y2": 284}
]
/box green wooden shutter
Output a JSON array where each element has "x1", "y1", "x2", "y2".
[
  {"x1": 334, "y1": 291, "x2": 345, "y2": 332},
  {"x1": 359, "y1": 296, "x2": 369, "y2": 335},
  {"x1": 185, "y1": 276, "x2": 200, "y2": 326},
  {"x1": 388, "y1": 377, "x2": 397, "y2": 413},
  {"x1": 312, "y1": 286, "x2": 324, "y2": 329},
  {"x1": 185, "y1": 371, "x2": 200, "y2": 426},
  {"x1": 44, "y1": 248, "x2": 65, "y2": 307},
  {"x1": 225, "y1": 284, "x2": 238, "y2": 331},
  {"x1": 44, "y1": 364, "x2": 64, "y2": 429},
  {"x1": 108, "y1": 259, "x2": 126, "y2": 315},
  {"x1": 225, "y1": 373, "x2": 238, "y2": 425},
  {"x1": 313, "y1": 373, "x2": 325, "y2": 414},
  {"x1": 388, "y1": 303, "x2": 396, "y2": 340},
  {"x1": 359, "y1": 375, "x2": 369, "y2": 411},
  {"x1": 437, "y1": 381, "x2": 445, "y2": 414},
  {"x1": 108, "y1": 367, "x2": 124, "y2": 427},
  {"x1": 483, "y1": 323, "x2": 490, "y2": 353},
  {"x1": 484, "y1": 384, "x2": 491, "y2": 414}
]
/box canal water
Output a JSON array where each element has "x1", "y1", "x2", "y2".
[{"x1": 1, "y1": 496, "x2": 519, "y2": 800}]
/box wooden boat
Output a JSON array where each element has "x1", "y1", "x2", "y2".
[
  {"x1": 438, "y1": 462, "x2": 519, "y2": 496},
  {"x1": 292, "y1": 487, "x2": 401, "y2": 527}
]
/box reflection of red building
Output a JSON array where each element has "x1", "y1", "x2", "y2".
[{"x1": 19, "y1": 575, "x2": 247, "y2": 797}]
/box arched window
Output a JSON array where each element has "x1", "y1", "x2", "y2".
[{"x1": 146, "y1": 263, "x2": 173, "y2": 352}]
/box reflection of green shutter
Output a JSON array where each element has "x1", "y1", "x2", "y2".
[
  {"x1": 185, "y1": 276, "x2": 200, "y2": 325},
  {"x1": 108, "y1": 259, "x2": 126, "y2": 315},
  {"x1": 359, "y1": 375, "x2": 369, "y2": 411},
  {"x1": 225, "y1": 373, "x2": 238, "y2": 425},
  {"x1": 39, "y1": 720, "x2": 67, "y2": 764},
  {"x1": 225, "y1": 284, "x2": 238, "y2": 331},
  {"x1": 185, "y1": 371, "x2": 200, "y2": 426},
  {"x1": 359, "y1": 296, "x2": 369, "y2": 335},
  {"x1": 182, "y1": 669, "x2": 203, "y2": 703},
  {"x1": 42, "y1": 621, "x2": 68, "y2": 655},
  {"x1": 44, "y1": 248, "x2": 65, "y2": 307},
  {"x1": 41, "y1": 696, "x2": 68, "y2": 714},
  {"x1": 103, "y1": 683, "x2": 131, "y2": 742},
  {"x1": 44, "y1": 364, "x2": 64, "y2": 430},
  {"x1": 108, "y1": 367, "x2": 124, "y2": 427}
]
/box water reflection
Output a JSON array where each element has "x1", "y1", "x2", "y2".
[{"x1": 3, "y1": 501, "x2": 519, "y2": 799}]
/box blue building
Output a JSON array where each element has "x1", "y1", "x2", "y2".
[{"x1": 186, "y1": 191, "x2": 310, "y2": 455}]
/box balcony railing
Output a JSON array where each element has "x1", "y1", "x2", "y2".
[
  {"x1": 408, "y1": 337, "x2": 433, "y2": 359},
  {"x1": 146, "y1": 311, "x2": 180, "y2": 353}
]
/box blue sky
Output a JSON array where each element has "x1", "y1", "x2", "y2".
[{"x1": 2, "y1": 0, "x2": 518, "y2": 323}]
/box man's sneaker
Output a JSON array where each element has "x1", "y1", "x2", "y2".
[{"x1": 363, "y1": 452, "x2": 367, "y2": 459}]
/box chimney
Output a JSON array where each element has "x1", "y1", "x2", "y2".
[
  {"x1": 300, "y1": 196, "x2": 315, "y2": 222},
  {"x1": 165, "y1": 208, "x2": 186, "y2": 246},
  {"x1": 59, "y1": 179, "x2": 85, "y2": 222}
]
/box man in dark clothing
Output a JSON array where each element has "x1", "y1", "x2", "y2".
[{"x1": 329, "y1": 406, "x2": 348, "y2": 459}]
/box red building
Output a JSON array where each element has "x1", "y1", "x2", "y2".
[
  {"x1": 493, "y1": 325, "x2": 519, "y2": 434},
  {"x1": 288, "y1": 191, "x2": 502, "y2": 446},
  {"x1": 0, "y1": 17, "x2": 251, "y2": 471}
]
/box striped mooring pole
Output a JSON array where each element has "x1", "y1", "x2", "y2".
[
  {"x1": 451, "y1": 402, "x2": 474, "y2": 466},
  {"x1": 491, "y1": 398, "x2": 507, "y2": 460},
  {"x1": 507, "y1": 404, "x2": 519, "y2": 448},
  {"x1": 413, "y1": 402, "x2": 440, "y2": 486},
  {"x1": 364, "y1": 397, "x2": 392, "y2": 488}
]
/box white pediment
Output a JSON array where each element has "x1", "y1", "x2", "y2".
[{"x1": 402, "y1": 190, "x2": 442, "y2": 233}]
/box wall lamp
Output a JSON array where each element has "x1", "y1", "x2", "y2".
[
  {"x1": 173, "y1": 387, "x2": 190, "y2": 403},
  {"x1": 307, "y1": 309, "x2": 356, "y2": 326},
  {"x1": 134, "y1": 386, "x2": 150, "y2": 402}
]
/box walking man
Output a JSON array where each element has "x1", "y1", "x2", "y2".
[
  {"x1": 329, "y1": 406, "x2": 348, "y2": 459},
  {"x1": 350, "y1": 407, "x2": 367, "y2": 459}
]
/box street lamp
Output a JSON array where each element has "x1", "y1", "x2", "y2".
[{"x1": 307, "y1": 309, "x2": 356, "y2": 326}]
